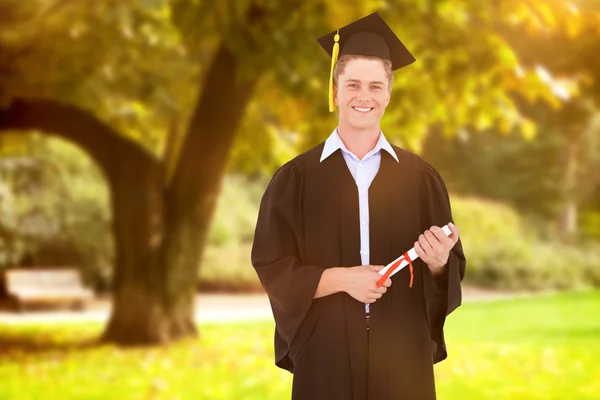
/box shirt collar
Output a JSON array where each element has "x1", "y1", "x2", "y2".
[{"x1": 320, "y1": 128, "x2": 399, "y2": 163}]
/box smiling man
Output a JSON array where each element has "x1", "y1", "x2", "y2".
[{"x1": 252, "y1": 12, "x2": 466, "y2": 400}]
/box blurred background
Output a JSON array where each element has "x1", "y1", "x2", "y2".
[{"x1": 0, "y1": 0, "x2": 599, "y2": 399}]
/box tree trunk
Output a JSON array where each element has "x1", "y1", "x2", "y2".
[
  {"x1": 0, "y1": 40, "x2": 259, "y2": 345},
  {"x1": 557, "y1": 134, "x2": 579, "y2": 241},
  {"x1": 0, "y1": 99, "x2": 192, "y2": 343},
  {"x1": 558, "y1": 200, "x2": 578, "y2": 237},
  {"x1": 105, "y1": 4, "x2": 265, "y2": 343},
  {"x1": 0, "y1": 1, "x2": 288, "y2": 345},
  {"x1": 101, "y1": 149, "x2": 200, "y2": 343},
  {"x1": 110, "y1": 1, "x2": 290, "y2": 343}
]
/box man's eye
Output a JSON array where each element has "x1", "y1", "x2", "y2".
[
  {"x1": 371, "y1": 86, "x2": 382, "y2": 90},
  {"x1": 348, "y1": 84, "x2": 359, "y2": 88}
]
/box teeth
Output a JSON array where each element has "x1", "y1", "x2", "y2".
[{"x1": 354, "y1": 107, "x2": 372, "y2": 112}]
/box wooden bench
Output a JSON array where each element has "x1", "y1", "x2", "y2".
[{"x1": 3, "y1": 268, "x2": 94, "y2": 311}]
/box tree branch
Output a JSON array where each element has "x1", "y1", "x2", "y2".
[
  {"x1": 167, "y1": 1, "x2": 305, "y2": 216},
  {"x1": 0, "y1": 98, "x2": 159, "y2": 186}
]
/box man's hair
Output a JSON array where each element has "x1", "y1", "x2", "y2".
[{"x1": 333, "y1": 54, "x2": 394, "y2": 89}]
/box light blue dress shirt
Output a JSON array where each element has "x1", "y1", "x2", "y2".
[{"x1": 320, "y1": 128, "x2": 399, "y2": 313}]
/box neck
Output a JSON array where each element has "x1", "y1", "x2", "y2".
[{"x1": 337, "y1": 123, "x2": 380, "y2": 160}]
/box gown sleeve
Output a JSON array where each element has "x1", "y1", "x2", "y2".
[
  {"x1": 251, "y1": 161, "x2": 325, "y2": 371},
  {"x1": 418, "y1": 163, "x2": 467, "y2": 364}
]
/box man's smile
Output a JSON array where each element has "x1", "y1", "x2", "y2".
[{"x1": 352, "y1": 106, "x2": 374, "y2": 113}]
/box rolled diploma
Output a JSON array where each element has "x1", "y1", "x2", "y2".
[{"x1": 378, "y1": 225, "x2": 452, "y2": 279}]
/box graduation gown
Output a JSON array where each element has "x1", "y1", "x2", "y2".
[{"x1": 251, "y1": 141, "x2": 466, "y2": 400}]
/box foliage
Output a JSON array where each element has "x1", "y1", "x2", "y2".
[
  {"x1": 200, "y1": 174, "x2": 266, "y2": 291},
  {"x1": 580, "y1": 210, "x2": 600, "y2": 242},
  {"x1": 0, "y1": 134, "x2": 112, "y2": 289},
  {"x1": 241, "y1": 0, "x2": 600, "y2": 163},
  {"x1": 3, "y1": 1, "x2": 600, "y2": 172},
  {"x1": 425, "y1": 128, "x2": 560, "y2": 219},
  {"x1": 0, "y1": 136, "x2": 265, "y2": 291},
  {"x1": 199, "y1": 243, "x2": 259, "y2": 292},
  {"x1": 452, "y1": 195, "x2": 600, "y2": 291},
  {"x1": 201, "y1": 187, "x2": 600, "y2": 293},
  {"x1": 0, "y1": 0, "x2": 198, "y2": 156},
  {"x1": 423, "y1": 104, "x2": 600, "y2": 243},
  {"x1": 0, "y1": 290, "x2": 598, "y2": 399},
  {"x1": 207, "y1": 174, "x2": 266, "y2": 247},
  {"x1": 2, "y1": 135, "x2": 598, "y2": 294},
  {"x1": 1, "y1": 1, "x2": 599, "y2": 308}
]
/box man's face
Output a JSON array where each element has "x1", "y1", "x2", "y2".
[{"x1": 335, "y1": 57, "x2": 392, "y2": 131}]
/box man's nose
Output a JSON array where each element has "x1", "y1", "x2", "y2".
[{"x1": 356, "y1": 87, "x2": 370, "y2": 101}]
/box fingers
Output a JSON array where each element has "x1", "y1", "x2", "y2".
[
  {"x1": 362, "y1": 293, "x2": 382, "y2": 303},
  {"x1": 424, "y1": 229, "x2": 441, "y2": 246},
  {"x1": 371, "y1": 270, "x2": 392, "y2": 289},
  {"x1": 428, "y1": 226, "x2": 447, "y2": 244},
  {"x1": 367, "y1": 283, "x2": 386, "y2": 293},
  {"x1": 358, "y1": 267, "x2": 393, "y2": 304},
  {"x1": 359, "y1": 283, "x2": 388, "y2": 304},
  {"x1": 415, "y1": 240, "x2": 426, "y2": 260},
  {"x1": 368, "y1": 292, "x2": 383, "y2": 300},
  {"x1": 448, "y1": 222, "x2": 460, "y2": 243},
  {"x1": 418, "y1": 233, "x2": 433, "y2": 254},
  {"x1": 430, "y1": 225, "x2": 458, "y2": 247},
  {"x1": 370, "y1": 284, "x2": 391, "y2": 300},
  {"x1": 418, "y1": 228, "x2": 455, "y2": 262},
  {"x1": 374, "y1": 286, "x2": 387, "y2": 295}
]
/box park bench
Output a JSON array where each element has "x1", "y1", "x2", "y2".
[{"x1": 2, "y1": 268, "x2": 94, "y2": 311}]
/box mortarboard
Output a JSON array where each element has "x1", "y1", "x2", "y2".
[{"x1": 316, "y1": 12, "x2": 416, "y2": 112}]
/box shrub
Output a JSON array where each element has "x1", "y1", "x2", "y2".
[
  {"x1": 199, "y1": 243, "x2": 262, "y2": 292},
  {"x1": 207, "y1": 175, "x2": 266, "y2": 247},
  {"x1": 199, "y1": 188, "x2": 600, "y2": 293},
  {"x1": 451, "y1": 195, "x2": 600, "y2": 291}
]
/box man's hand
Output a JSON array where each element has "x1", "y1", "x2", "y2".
[
  {"x1": 342, "y1": 265, "x2": 392, "y2": 303},
  {"x1": 415, "y1": 223, "x2": 460, "y2": 277}
]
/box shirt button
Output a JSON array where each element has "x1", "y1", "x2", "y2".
[
  {"x1": 361, "y1": 221, "x2": 367, "y2": 226},
  {"x1": 358, "y1": 163, "x2": 364, "y2": 168},
  {"x1": 359, "y1": 190, "x2": 365, "y2": 196}
]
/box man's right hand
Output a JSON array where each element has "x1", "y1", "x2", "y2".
[{"x1": 342, "y1": 265, "x2": 392, "y2": 303}]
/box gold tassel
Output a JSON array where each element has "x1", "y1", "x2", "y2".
[{"x1": 329, "y1": 30, "x2": 340, "y2": 112}]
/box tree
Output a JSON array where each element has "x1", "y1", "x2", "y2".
[
  {"x1": 496, "y1": 0, "x2": 600, "y2": 238},
  {"x1": 1, "y1": 0, "x2": 310, "y2": 343},
  {"x1": 1, "y1": 0, "x2": 595, "y2": 344},
  {"x1": 423, "y1": 0, "x2": 600, "y2": 240}
]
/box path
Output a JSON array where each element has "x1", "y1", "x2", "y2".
[{"x1": 0, "y1": 286, "x2": 548, "y2": 325}]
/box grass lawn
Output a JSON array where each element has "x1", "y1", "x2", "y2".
[{"x1": 0, "y1": 290, "x2": 598, "y2": 400}]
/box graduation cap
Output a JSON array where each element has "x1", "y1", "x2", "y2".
[{"x1": 317, "y1": 12, "x2": 416, "y2": 112}]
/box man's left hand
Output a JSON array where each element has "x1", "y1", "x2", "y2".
[{"x1": 414, "y1": 223, "x2": 460, "y2": 277}]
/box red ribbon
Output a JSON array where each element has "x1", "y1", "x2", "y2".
[{"x1": 376, "y1": 251, "x2": 413, "y2": 289}]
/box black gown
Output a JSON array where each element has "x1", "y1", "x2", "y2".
[{"x1": 251, "y1": 141, "x2": 466, "y2": 400}]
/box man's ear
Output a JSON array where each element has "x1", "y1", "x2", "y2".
[{"x1": 385, "y1": 88, "x2": 392, "y2": 107}]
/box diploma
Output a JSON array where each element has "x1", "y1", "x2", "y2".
[{"x1": 376, "y1": 225, "x2": 452, "y2": 288}]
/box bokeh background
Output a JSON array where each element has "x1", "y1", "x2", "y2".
[{"x1": 0, "y1": 0, "x2": 599, "y2": 399}]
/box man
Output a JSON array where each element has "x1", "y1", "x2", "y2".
[{"x1": 251, "y1": 11, "x2": 466, "y2": 400}]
